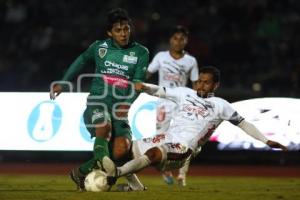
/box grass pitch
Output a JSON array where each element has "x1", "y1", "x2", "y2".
[{"x1": 0, "y1": 175, "x2": 299, "y2": 200}]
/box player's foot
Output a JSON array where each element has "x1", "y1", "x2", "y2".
[
  {"x1": 162, "y1": 171, "x2": 174, "y2": 185},
  {"x1": 177, "y1": 174, "x2": 186, "y2": 187},
  {"x1": 70, "y1": 167, "x2": 86, "y2": 191},
  {"x1": 125, "y1": 173, "x2": 146, "y2": 191},
  {"x1": 102, "y1": 156, "x2": 117, "y2": 186}
]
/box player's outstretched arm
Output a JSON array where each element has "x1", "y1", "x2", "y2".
[
  {"x1": 135, "y1": 82, "x2": 166, "y2": 98},
  {"x1": 50, "y1": 84, "x2": 63, "y2": 100},
  {"x1": 237, "y1": 120, "x2": 288, "y2": 151}
]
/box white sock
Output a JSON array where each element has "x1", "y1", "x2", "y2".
[{"x1": 118, "y1": 155, "x2": 151, "y2": 177}]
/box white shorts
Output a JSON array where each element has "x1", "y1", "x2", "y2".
[
  {"x1": 156, "y1": 143, "x2": 192, "y2": 171},
  {"x1": 132, "y1": 135, "x2": 192, "y2": 172}
]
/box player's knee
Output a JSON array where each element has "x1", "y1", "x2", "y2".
[
  {"x1": 112, "y1": 137, "x2": 131, "y2": 160},
  {"x1": 145, "y1": 147, "x2": 162, "y2": 164},
  {"x1": 115, "y1": 104, "x2": 130, "y2": 118},
  {"x1": 113, "y1": 147, "x2": 129, "y2": 160}
]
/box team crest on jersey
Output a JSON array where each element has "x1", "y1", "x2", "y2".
[
  {"x1": 123, "y1": 54, "x2": 137, "y2": 64},
  {"x1": 99, "y1": 48, "x2": 107, "y2": 58}
]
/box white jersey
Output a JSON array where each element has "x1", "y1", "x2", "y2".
[
  {"x1": 156, "y1": 98, "x2": 177, "y2": 134},
  {"x1": 147, "y1": 51, "x2": 198, "y2": 88},
  {"x1": 163, "y1": 87, "x2": 244, "y2": 151}
]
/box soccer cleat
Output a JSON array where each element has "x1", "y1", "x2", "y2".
[
  {"x1": 177, "y1": 175, "x2": 186, "y2": 187},
  {"x1": 162, "y1": 172, "x2": 174, "y2": 185},
  {"x1": 102, "y1": 156, "x2": 117, "y2": 186},
  {"x1": 125, "y1": 173, "x2": 146, "y2": 191},
  {"x1": 102, "y1": 156, "x2": 117, "y2": 176},
  {"x1": 70, "y1": 167, "x2": 86, "y2": 191},
  {"x1": 107, "y1": 176, "x2": 117, "y2": 186}
]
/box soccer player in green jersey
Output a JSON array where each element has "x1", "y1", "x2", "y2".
[{"x1": 50, "y1": 8, "x2": 149, "y2": 191}]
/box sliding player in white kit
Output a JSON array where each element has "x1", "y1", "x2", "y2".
[
  {"x1": 147, "y1": 25, "x2": 198, "y2": 185},
  {"x1": 105, "y1": 66, "x2": 288, "y2": 189}
]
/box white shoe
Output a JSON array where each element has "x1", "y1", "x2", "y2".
[
  {"x1": 126, "y1": 173, "x2": 146, "y2": 191},
  {"x1": 101, "y1": 156, "x2": 117, "y2": 186},
  {"x1": 116, "y1": 173, "x2": 146, "y2": 192},
  {"x1": 102, "y1": 156, "x2": 116, "y2": 177}
]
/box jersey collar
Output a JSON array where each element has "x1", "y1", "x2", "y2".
[{"x1": 108, "y1": 38, "x2": 135, "y2": 49}]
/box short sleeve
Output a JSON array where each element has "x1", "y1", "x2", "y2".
[
  {"x1": 218, "y1": 98, "x2": 244, "y2": 125},
  {"x1": 165, "y1": 87, "x2": 187, "y2": 102},
  {"x1": 147, "y1": 52, "x2": 161, "y2": 73},
  {"x1": 190, "y1": 58, "x2": 199, "y2": 82},
  {"x1": 132, "y1": 50, "x2": 149, "y2": 83}
]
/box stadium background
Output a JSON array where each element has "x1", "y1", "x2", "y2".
[{"x1": 0, "y1": 0, "x2": 299, "y2": 166}]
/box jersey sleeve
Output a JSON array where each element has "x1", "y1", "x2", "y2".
[
  {"x1": 189, "y1": 58, "x2": 199, "y2": 82},
  {"x1": 218, "y1": 98, "x2": 244, "y2": 125},
  {"x1": 147, "y1": 52, "x2": 161, "y2": 73},
  {"x1": 126, "y1": 49, "x2": 149, "y2": 104},
  {"x1": 132, "y1": 50, "x2": 149, "y2": 83},
  {"x1": 164, "y1": 87, "x2": 184, "y2": 101},
  {"x1": 61, "y1": 41, "x2": 96, "y2": 82}
]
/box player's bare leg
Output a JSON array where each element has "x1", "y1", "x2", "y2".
[
  {"x1": 70, "y1": 122, "x2": 112, "y2": 191},
  {"x1": 177, "y1": 158, "x2": 190, "y2": 186},
  {"x1": 112, "y1": 136, "x2": 131, "y2": 161}
]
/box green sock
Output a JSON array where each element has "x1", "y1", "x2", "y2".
[
  {"x1": 94, "y1": 137, "x2": 109, "y2": 161},
  {"x1": 79, "y1": 137, "x2": 109, "y2": 175},
  {"x1": 79, "y1": 158, "x2": 96, "y2": 175}
]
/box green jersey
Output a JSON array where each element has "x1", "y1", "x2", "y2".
[{"x1": 62, "y1": 38, "x2": 149, "y2": 103}]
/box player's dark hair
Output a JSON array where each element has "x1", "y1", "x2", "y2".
[
  {"x1": 199, "y1": 66, "x2": 220, "y2": 83},
  {"x1": 106, "y1": 8, "x2": 132, "y2": 31},
  {"x1": 170, "y1": 25, "x2": 189, "y2": 37}
]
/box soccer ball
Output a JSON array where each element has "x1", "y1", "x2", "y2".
[{"x1": 84, "y1": 170, "x2": 110, "y2": 192}]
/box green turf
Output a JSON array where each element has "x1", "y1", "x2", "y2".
[{"x1": 0, "y1": 175, "x2": 299, "y2": 200}]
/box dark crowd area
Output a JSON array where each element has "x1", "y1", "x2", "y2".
[{"x1": 0, "y1": 0, "x2": 300, "y2": 101}]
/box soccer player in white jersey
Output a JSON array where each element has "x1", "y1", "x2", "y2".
[
  {"x1": 104, "y1": 66, "x2": 288, "y2": 189},
  {"x1": 147, "y1": 25, "x2": 199, "y2": 185},
  {"x1": 147, "y1": 25, "x2": 198, "y2": 88}
]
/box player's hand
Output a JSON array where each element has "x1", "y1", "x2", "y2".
[
  {"x1": 134, "y1": 82, "x2": 144, "y2": 92},
  {"x1": 266, "y1": 140, "x2": 288, "y2": 151},
  {"x1": 50, "y1": 84, "x2": 62, "y2": 100}
]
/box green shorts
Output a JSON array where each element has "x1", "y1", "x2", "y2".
[{"x1": 83, "y1": 102, "x2": 132, "y2": 141}]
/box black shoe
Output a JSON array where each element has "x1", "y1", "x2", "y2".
[
  {"x1": 70, "y1": 168, "x2": 86, "y2": 191},
  {"x1": 107, "y1": 176, "x2": 117, "y2": 186}
]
